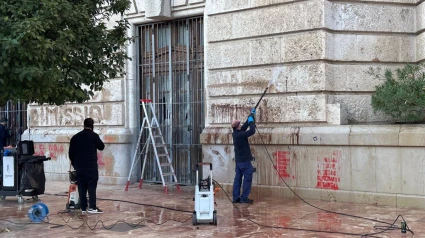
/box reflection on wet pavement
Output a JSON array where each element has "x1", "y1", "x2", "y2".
[{"x1": 0, "y1": 180, "x2": 423, "y2": 237}]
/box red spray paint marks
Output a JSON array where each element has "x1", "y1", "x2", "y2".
[
  {"x1": 33, "y1": 143, "x2": 104, "y2": 166},
  {"x1": 316, "y1": 150, "x2": 341, "y2": 190},
  {"x1": 273, "y1": 151, "x2": 293, "y2": 179},
  {"x1": 318, "y1": 212, "x2": 341, "y2": 231},
  {"x1": 48, "y1": 144, "x2": 64, "y2": 159},
  {"x1": 34, "y1": 143, "x2": 64, "y2": 160},
  {"x1": 34, "y1": 144, "x2": 46, "y2": 157},
  {"x1": 97, "y1": 151, "x2": 105, "y2": 166}
]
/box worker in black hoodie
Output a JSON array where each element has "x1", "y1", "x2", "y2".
[
  {"x1": 69, "y1": 118, "x2": 105, "y2": 214},
  {"x1": 0, "y1": 118, "x2": 10, "y2": 152},
  {"x1": 231, "y1": 108, "x2": 256, "y2": 203}
]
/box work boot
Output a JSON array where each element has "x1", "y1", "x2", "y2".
[
  {"x1": 240, "y1": 198, "x2": 253, "y2": 203},
  {"x1": 232, "y1": 198, "x2": 240, "y2": 203}
]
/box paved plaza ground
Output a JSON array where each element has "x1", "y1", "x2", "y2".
[{"x1": 0, "y1": 180, "x2": 423, "y2": 237}]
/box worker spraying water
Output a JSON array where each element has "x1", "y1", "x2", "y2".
[
  {"x1": 231, "y1": 110, "x2": 256, "y2": 203},
  {"x1": 230, "y1": 69, "x2": 278, "y2": 203}
]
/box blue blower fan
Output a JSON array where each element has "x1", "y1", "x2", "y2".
[{"x1": 28, "y1": 203, "x2": 49, "y2": 223}]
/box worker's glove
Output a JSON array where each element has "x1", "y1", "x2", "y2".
[
  {"x1": 247, "y1": 115, "x2": 255, "y2": 124},
  {"x1": 250, "y1": 108, "x2": 256, "y2": 115},
  {"x1": 247, "y1": 108, "x2": 256, "y2": 124}
]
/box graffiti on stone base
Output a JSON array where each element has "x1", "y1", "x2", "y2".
[
  {"x1": 273, "y1": 150, "x2": 294, "y2": 179},
  {"x1": 33, "y1": 143, "x2": 105, "y2": 166},
  {"x1": 34, "y1": 143, "x2": 66, "y2": 160},
  {"x1": 316, "y1": 150, "x2": 341, "y2": 190},
  {"x1": 97, "y1": 151, "x2": 105, "y2": 166}
]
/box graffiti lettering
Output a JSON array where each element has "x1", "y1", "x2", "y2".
[
  {"x1": 34, "y1": 143, "x2": 67, "y2": 160},
  {"x1": 273, "y1": 151, "x2": 292, "y2": 179},
  {"x1": 316, "y1": 150, "x2": 341, "y2": 190},
  {"x1": 34, "y1": 144, "x2": 46, "y2": 157}
]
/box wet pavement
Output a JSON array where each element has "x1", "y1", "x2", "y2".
[{"x1": 0, "y1": 180, "x2": 424, "y2": 237}]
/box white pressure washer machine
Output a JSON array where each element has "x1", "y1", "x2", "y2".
[
  {"x1": 192, "y1": 163, "x2": 217, "y2": 225},
  {"x1": 66, "y1": 166, "x2": 80, "y2": 210}
]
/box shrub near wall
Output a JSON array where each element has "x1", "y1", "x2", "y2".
[{"x1": 371, "y1": 64, "x2": 425, "y2": 123}]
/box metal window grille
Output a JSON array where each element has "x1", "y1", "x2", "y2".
[
  {"x1": 0, "y1": 101, "x2": 28, "y2": 147},
  {"x1": 138, "y1": 17, "x2": 204, "y2": 185}
]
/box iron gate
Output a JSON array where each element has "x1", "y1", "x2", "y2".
[{"x1": 138, "y1": 17, "x2": 204, "y2": 185}]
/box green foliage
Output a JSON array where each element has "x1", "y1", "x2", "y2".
[
  {"x1": 0, "y1": 0, "x2": 131, "y2": 105},
  {"x1": 371, "y1": 64, "x2": 425, "y2": 123}
]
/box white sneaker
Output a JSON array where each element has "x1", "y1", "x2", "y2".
[
  {"x1": 88, "y1": 207, "x2": 104, "y2": 214},
  {"x1": 81, "y1": 210, "x2": 87, "y2": 214}
]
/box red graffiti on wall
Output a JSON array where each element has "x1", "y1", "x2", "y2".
[
  {"x1": 273, "y1": 151, "x2": 292, "y2": 179},
  {"x1": 97, "y1": 151, "x2": 105, "y2": 166},
  {"x1": 316, "y1": 150, "x2": 341, "y2": 190},
  {"x1": 34, "y1": 143, "x2": 65, "y2": 160},
  {"x1": 34, "y1": 144, "x2": 46, "y2": 156},
  {"x1": 34, "y1": 143, "x2": 66, "y2": 160},
  {"x1": 48, "y1": 144, "x2": 64, "y2": 159}
]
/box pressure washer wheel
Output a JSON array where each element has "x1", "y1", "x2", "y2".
[
  {"x1": 32, "y1": 196, "x2": 39, "y2": 201},
  {"x1": 0, "y1": 195, "x2": 5, "y2": 200},
  {"x1": 17, "y1": 196, "x2": 24, "y2": 204},
  {"x1": 211, "y1": 210, "x2": 217, "y2": 225},
  {"x1": 192, "y1": 211, "x2": 197, "y2": 225}
]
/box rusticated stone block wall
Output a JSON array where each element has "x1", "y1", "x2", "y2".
[{"x1": 205, "y1": 0, "x2": 419, "y2": 125}]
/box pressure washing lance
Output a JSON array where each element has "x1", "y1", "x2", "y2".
[
  {"x1": 252, "y1": 87, "x2": 268, "y2": 116},
  {"x1": 248, "y1": 69, "x2": 277, "y2": 121}
]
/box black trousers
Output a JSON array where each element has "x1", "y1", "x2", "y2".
[{"x1": 76, "y1": 170, "x2": 98, "y2": 210}]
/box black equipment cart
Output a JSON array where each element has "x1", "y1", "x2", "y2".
[{"x1": 0, "y1": 141, "x2": 50, "y2": 203}]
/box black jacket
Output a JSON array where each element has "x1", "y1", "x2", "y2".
[
  {"x1": 0, "y1": 124, "x2": 10, "y2": 150},
  {"x1": 232, "y1": 121, "x2": 255, "y2": 163},
  {"x1": 69, "y1": 129, "x2": 105, "y2": 170}
]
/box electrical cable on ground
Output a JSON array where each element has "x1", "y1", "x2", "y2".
[
  {"x1": 46, "y1": 212, "x2": 192, "y2": 230},
  {"x1": 0, "y1": 194, "x2": 193, "y2": 231},
  {"x1": 0, "y1": 208, "x2": 192, "y2": 231},
  {"x1": 43, "y1": 194, "x2": 193, "y2": 230},
  {"x1": 44, "y1": 193, "x2": 192, "y2": 213}
]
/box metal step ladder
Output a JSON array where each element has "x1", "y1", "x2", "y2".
[{"x1": 125, "y1": 99, "x2": 180, "y2": 193}]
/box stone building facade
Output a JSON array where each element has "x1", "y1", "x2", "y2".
[{"x1": 23, "y1": 0, "x2": 425, "y2": 208}]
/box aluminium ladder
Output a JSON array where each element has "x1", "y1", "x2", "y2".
[{"x1": 125, "y1": 99, "x2": 180, "y2": 193}]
